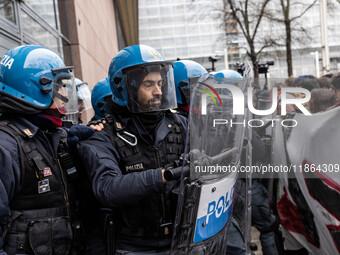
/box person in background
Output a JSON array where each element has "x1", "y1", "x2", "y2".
[
  {"x1": 173, "y1": 59, "x2": 207, "y2": 117},
  {"x1": 84, "y1": 77, "x2": 112, "y2": 131},
  {"x1": 90, "y1": 77, "x2": 112, "y2": 121},
  {"x1": 75, "y1": 79, "x2": 93, "y2": 125},
  {"x1": 331, "y1": 72, "x2": 340, "y2": 105},
  {"x1": 308, "y1": 88, "x2": 336, "y2": 113},
  {"x1": 294, "y1": 75, "x2": 319, "y2": 92},
  {"x1": 317, "y1": 76, "x2": 332, "y2": 90}
]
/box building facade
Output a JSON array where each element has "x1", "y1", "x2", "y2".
[
  {"x1": 0, "y1": 0, "x2": 140, "y2": 88},
  {"x1": 138, "y1": 0, "x2": 227, "y2": 71},
  {"x1": 139, "y1": 0, "x2": 340, "y2": 78}
]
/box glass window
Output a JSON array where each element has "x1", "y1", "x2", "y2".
[
  {"x1": 175, "y1": 37, "x2": 187, "y2": 46},
  {"x1": 174, "y1": 4, "x2": 184, "y2": 15},
  {"x1": 26, "y1": 0, "x2": 57, "y2": 29},
  {"x1": 148, "y1": 27, "x2": 161, "y2": 37},
  {"x1": 140, "y1": 39, "x2": 162, "y2": 50},
  {"x1": 139, "y1": 6, "x2": 147, "y2": 17},
  {"x1": 160, "y1": 16, "x2": 173, "y2": 24},
  {"x1": 173, "y1": 15, "x2": 184, "y2": 25},
  {"x1": 0, "y1": 33, "x2": 19, "y2": 56},
  {"x1": 188, "y1": 24, "x2": 199, "y2": 35},
  {"x1": 0, "y1": 0, "x2": 15, "y2": 24},
  {"x1": 188, "y1": 36, "x2": 200, "y2": 46},
  {"x1": 200, "y1": 24, "x2": 211, "y2": 34},
  {"x1": 21, "y1": 11, "x2": 58, "y2": 52},
  {"x1": 159, "y1": 0, "x2": 169, "y2": 5},
  {"x1": 163, "y1": 48, "x2": 174, "y2": 59},
  {"x1": 160, "y1": 6, "x2": 169, "y2": 16},
  {"x1": 162, "y1": 38, "x2": 175, "y2": 47},
  {"x1": 174, "y1": 25, "x2": 186, "y2": 35},
  {"x1": 161, "y1": 27, "x2": 173, "y2": 37},
  {"x1": 148, "y1": 17, "x2": 160, "y2": 24},
  {"x1": 189, "y1": 46, "x2": 201, "y2": 56},
  {"x1": 145, "y1": 0, "x2": 158, "y2": 5},
  {"x1": 139, "y1": 17, "x2": 147, "y2": 26},
  {"x1": 139, "y1": 28, "x2": 149, "y2": 39},
  {"x1": 146, "y1": 7, "x2": 158, "y2": 17},
  {"x1": 176, "y1": 47, "x2": 188, "y2": 58}
]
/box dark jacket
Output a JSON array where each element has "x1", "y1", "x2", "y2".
[
  {"x1": 75, "y1": 111, "x2": 187, "y2": 250},
  {"x1": 0, "y1": 116, "x2": 72, "y2": 255}
]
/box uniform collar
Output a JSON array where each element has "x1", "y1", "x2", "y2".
[
  {"x1": 11, "y1": 116, "x2": 40, "y2": 138},
  {"x1": 153, "y1": 116, "x2": 175, "y2": 147},
  {"x1": 111, "y1": 112, "x2": 176, "y2": 147}
]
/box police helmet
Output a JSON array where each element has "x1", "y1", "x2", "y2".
[
  {"x1": 211, "y1": 69, "x2": 243, "y2": 79},
  {"x1": 0, "y1": 45, "x2": 77, "y2": 116},
  {"x1": 173, "y1": 60, "x2": 207, "y2": 105},
  {"x1": 91, "y1": 77, "x2": 112, "y2": 119},
  {"x1": 108, "y1": 44, "x2": 177, "y2": 113}
]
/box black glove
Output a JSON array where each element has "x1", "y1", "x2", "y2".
[{"x1": 67, "y1": 125, "x2": 95, "y2": 146}]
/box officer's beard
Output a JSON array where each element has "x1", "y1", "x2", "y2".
[{"x1": 139, "y1": 95, "x2": 162, "y2": 112}]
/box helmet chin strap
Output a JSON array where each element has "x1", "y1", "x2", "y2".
[{"x1": 53, "y1": 91, "x2": 69, "y2": 103}]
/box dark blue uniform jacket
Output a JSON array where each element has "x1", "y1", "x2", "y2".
[
  {"x1": 0, "y1": 116, "x2": 64, "y2": 255},
  {"x1": 75, "y1": 113, "x2": 187, "y2": 249}
]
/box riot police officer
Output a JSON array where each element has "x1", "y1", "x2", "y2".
[
  {"x1": 86, "y1": 77, "x2": 112, "y2": 130},
  {"x1": 0, "y1": 45, "x2": 79, "y2": 254},
  {"x1": 74, "y1": 45, "x2": 187, "y2": 254},
  {"x1": 91, "y1": 77, "x2": 112, "y2": 121},
  {"x1": 75, "y1": 78, "x2": 93, "y2": 125},
  {"x1": 173, "y1": 60, "x2": 207, "y2": 118}
]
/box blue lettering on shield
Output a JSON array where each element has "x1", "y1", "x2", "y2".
[{"x1": 194, "y1": 191, "x2": 233, "y2": 242}]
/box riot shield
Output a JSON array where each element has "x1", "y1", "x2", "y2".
[
  {"x1": 272, "y1": 107, "x2": 340, "y2": 254},
  {"x1": 170, "y1": 73, "x2": 250, "y2": 254}
]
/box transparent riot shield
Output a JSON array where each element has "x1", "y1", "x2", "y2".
[{"x1": 170, "y1": 73, "x2": 251, "y2": 254}]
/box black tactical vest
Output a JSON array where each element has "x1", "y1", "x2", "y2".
[
  {"x1": 0, "y1": 120, "x2": 73, "y2": 255},
  {"x1": 104, "y1": 112, "x2": 186, "y2": 238}
]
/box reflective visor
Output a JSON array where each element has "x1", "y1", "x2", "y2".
[
  {"x1": 76, "y1": 82, "x2": 94, "y2": 124},
  {"x1": 76, "y1": 83, "x2": 92, "y2": 111},
  {"x1": 122, "y1": 62, "x2": 177, "y2": 113},
  {"x1": 51, "y1": 70, "x2": 78, "y2": 122}
]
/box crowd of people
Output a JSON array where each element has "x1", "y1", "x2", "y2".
[{"x1": 0, "y1": 43, "x2": 339, "y2": 255}]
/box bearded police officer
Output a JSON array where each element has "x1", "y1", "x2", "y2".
[
  {"x1": 74, "y1": 45, "x2": 187, "y2": 254},
  {"x1": 0, "y1": 45, "x2": 81, "y2": 255}
]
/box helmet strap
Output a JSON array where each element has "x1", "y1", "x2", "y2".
[{"x1": 43, "y1": 108, "x2": 64, "y2": 118}]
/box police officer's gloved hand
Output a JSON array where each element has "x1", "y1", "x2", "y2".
[
  {"x1": 163, "y1": 157, "x2": 190, "y2": 181},
  {"x1": 189, "y1": 149, "x2": 211, "y2": 165},
  {"x1": 67, "y1": 125, "x2": 95, "y2": 146},
  {"x1": 87, "y1": 119, "x2": 106, "y2": 131},
  {"x1": 87, "y1": 118, "x2": 105, "y2": 127}
]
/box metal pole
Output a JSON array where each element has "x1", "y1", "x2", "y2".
[
  {"x1": 224, "y1": 47, "x2": 229, "y2": 70},
  {"x1": 310, "y1": 51, "x2": 320, "y2": 77},
  {"x1": 319, "y1": 0, "x2": 330, "y2": 74}
]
